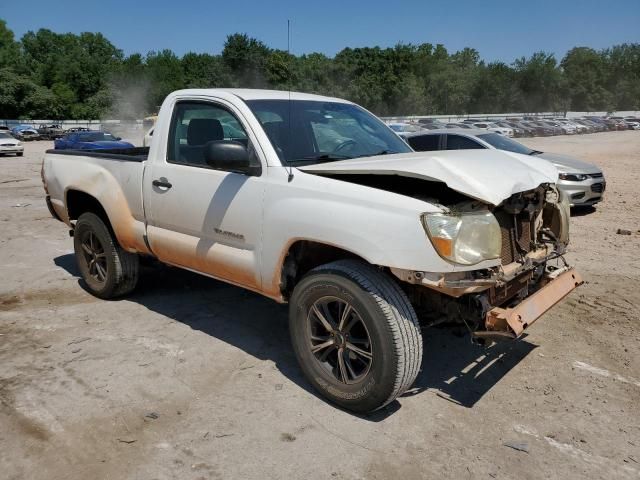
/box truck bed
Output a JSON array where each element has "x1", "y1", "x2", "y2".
[
  {"x1": 43, "y1": 146, "x2": 150, "y2": 254},
  {"x1": 45, "y1": 147, "x2": 149, "y2": 162}
]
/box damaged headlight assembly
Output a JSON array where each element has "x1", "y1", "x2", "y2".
[{"x1": 421, "y1": 211, "x2": 501, "y2": 265}]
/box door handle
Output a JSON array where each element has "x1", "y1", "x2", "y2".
[{"x1": 152, "y1": 179, "x2": 172, "y2": 189}]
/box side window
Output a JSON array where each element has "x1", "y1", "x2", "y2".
[
  {"x1": 167, "y1": 101, "x2": 248, "y2": 168},
  {"x1": 407, "y1": 134, "x2": 441, "y2": 151},
  {"x1": 446, "y1": 135, "x2": 484, "y2": 150}
]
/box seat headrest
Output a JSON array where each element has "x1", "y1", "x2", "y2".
[
  {"x1": 262, "y1": 121, "x2": 285, "y2": 155},
  {"x1": 187, "y1": 118, "x2": 223, "y2": 146}
]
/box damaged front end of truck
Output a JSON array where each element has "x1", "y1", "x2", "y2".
[
  {"x1": 392, "y1": 183, "x2": 582, "y2": 340},
  {"x1": 301, "y1": 149, "x2": 583, "y2": 341}
]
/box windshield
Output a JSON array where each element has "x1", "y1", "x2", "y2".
[
  {"x1": 477, "y1": 133, "x2": 534, "y2": 155},
  {"x1": 0, "y1": 132, "x2": 12, "y2": 139},
  {"x1": 245, "y1": 99, "x2": 411, "y2": 165},
  {"x1": 76, "y1": 132, "x2": 117, "y2": 142}
]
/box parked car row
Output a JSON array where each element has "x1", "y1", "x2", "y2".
[
  {"x1": 1, "y1": 125, "x2": 104, "y2": 142},
  {"x1": 388, "y1": 115, "x2": 640, "y2": 139},
  {"x1": 0, "y1": 125, "x2": 135, "y2": 151}
]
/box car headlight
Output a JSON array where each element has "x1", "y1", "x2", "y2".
[
  {"x1": 558, "y1": 173, "x2": 588, "y2": 181},
  {"x1": 421, "y1": 211, "x2": 501, "y2": 265}
]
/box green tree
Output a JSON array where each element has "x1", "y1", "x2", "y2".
[
  {"x1": 0, "y1": 19, "x2": 21, "y2": 69},
  {"x1": 603, "y1": 43, "x2": 640, "y2": 110},
  {"x1": 182, "y1": 52, "x2": 232, "y2": 88},
  {"x1": 222, "y1": 33, "x2": 271, "y2": 87},
  {"x1": 513, "y1": 52, "x2": 566, "y2": 112},
  {"x1": 561, "y1": 47, "x2": 612, "y2": 111},
  {"x1": 470, "y1": 61, "x2": 522, "y2": 113},
  {"x1": 145, "y1": 49, "x2": 184, "y2": 109}
]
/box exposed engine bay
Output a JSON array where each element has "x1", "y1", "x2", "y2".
[
  {"x1": 408, "y1": 183, "x2": 576, "y2": 340},
  {"x1": 319, "y1": 173, "x2": 579, "y2": 340}
]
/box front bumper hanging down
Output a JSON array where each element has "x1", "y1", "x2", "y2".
[{"x1": 483, "y1": 268, "x2": 583, "y2": 339}]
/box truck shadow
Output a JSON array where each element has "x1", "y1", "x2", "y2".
[
  {"x1": 403, "y1": 327, "x2": 536, "y2": 407},
  {"x1": 54, "y1": 254, "x2": 536, "y2": 418}
]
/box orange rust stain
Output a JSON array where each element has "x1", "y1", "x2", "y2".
[
  {"x1": 150, "y1": 238, "x2": 260, "y2": 293},
  {"x1": 266, "y1": 244, "x2": 293, "y2": 302},
  {"x1": 106, "y1": 191, "x2": 149, "y2": 254},
  {"x1": 486, "y1": 268, "x2": 583, "y2": 337}
]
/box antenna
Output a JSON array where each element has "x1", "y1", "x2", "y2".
[{"x1": 286, "y1": 19, "x2": 294, "y2": 182}]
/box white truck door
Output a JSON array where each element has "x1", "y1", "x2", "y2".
[{"x1": 143, "y1": 99, "x2": 265, "y2": 292}]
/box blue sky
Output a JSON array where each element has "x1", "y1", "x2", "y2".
[{"x1": 2, "y1": 0, "x2": 639, "y2": 62}]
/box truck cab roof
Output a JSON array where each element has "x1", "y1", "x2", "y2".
[{"x1": 170, "y1": 88, "x2": 351, "y2": 104}]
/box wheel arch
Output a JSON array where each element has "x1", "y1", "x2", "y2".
[
  {"x1": 275, "y1": 239, "x2": 373, "y2": 301},
  {"x1": 64, "y1": 188, "x2": 149, "y2": 254},
  {"x1": 66, "y1": 189, "x2": 111, "y2": 227}
]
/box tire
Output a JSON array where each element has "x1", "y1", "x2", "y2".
[
  {"x1": 73, "y1": 212, "x2": 139, "y2": 299},
  {"x1": 289, "y1": 259, "x2": 423, "y2": 413}
]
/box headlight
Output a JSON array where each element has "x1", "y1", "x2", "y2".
[
  {"x1": 558, "y1": 173, "x2": 588, "y2": 181},
  {"x1": 421, "y1": 211, "x2": 501, "y2": 265}
]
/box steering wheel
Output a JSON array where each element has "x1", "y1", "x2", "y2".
[{"x1": 333, "y1": 139, "x2": 357, "y2": 153}]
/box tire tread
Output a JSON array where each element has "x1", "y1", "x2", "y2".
[
  {"x1": 75, "y1": 212, "x2": 138, "y2": 299},
  {"x1": 310, "y1": 260, "x2": 423, "y2": 410}
]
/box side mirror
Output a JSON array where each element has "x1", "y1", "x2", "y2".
[
  {"x1": 204, "y1": 140, "x2": 260, "y2": 175},
  {"x1": 115, "y1": 136, "x2": 122, "y2": 141}
]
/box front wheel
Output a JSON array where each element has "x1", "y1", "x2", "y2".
[
  {"x1": 73, "y1": 212, "x2": 139, "y2": 299},
  {"x1": 289, "y1": 260, "x2": 423, "y2": 413}
]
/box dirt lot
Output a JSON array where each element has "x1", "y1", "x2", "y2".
[{"x1": 1, "y1": 132, "x2": 639, "y2": 480}]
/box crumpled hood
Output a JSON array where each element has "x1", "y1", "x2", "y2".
[
  {"x1": 535, "y1": 152, "x2": 601, "y2": 174},
  {"x1": 299, "y1": 149, "x2": 559, "y2": 206}
]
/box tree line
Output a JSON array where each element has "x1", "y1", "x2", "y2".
[{"x1": 1, "y1": 20, "x2": 639, "y2": 120}]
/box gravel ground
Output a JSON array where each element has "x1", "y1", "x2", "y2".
[{"x1": 1, "y1": 132, "x2": 639, "y2": 480}]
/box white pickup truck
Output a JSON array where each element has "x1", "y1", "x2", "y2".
[{"x1": 42, "y1": 89, "x2": 582, "y2": 412}]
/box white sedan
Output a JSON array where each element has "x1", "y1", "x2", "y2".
[
  {"x1": 0, "y1": 132, "x2": 23, "y2": 156},
  {"x1": 472, "y1": 122, "x2": 514, "y2": 137}
]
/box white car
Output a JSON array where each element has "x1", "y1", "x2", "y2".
[
  {"x1": 555, "y1": 119, "x2": 588, "y2": 134},
  {"x1": 42, "y1": 88, "x2": 581, "y2": 413},
  {"x1": 623, "y1": 119, "x2": 640, "y2": 130},
  {"x1": 143, "y1": 127, "x2": 154, "y2": 147},
  {"x1": 546, "y1": 120, "x2": 577, "y2": 135},
  {"x1": 472, "y1": 122, "x2": 514, "y2": 137},
  {"x1": 0, "y1": 131, "x2": 24, "y2": 156}
]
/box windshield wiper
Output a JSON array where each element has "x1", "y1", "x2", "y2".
[
  {"x1": 288, "y1": 153, "x2": 353, "y2": 165},
  {"x1": 352, "y1": 149, "x2": 398, "y2": 159},
  {"x1": 289, "y1": 149, "x2": 398, "y2": 165},
  {"x1": 529, "y1": 150, "x2": 544, "y2": 155}
]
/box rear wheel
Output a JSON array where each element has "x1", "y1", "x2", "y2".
[
  {"x1": 73, "y1": 212, "x2": 139, "y2": 299},
  {"x1": 289, "y1": 260, "x2": 423, "y2": 413}
]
